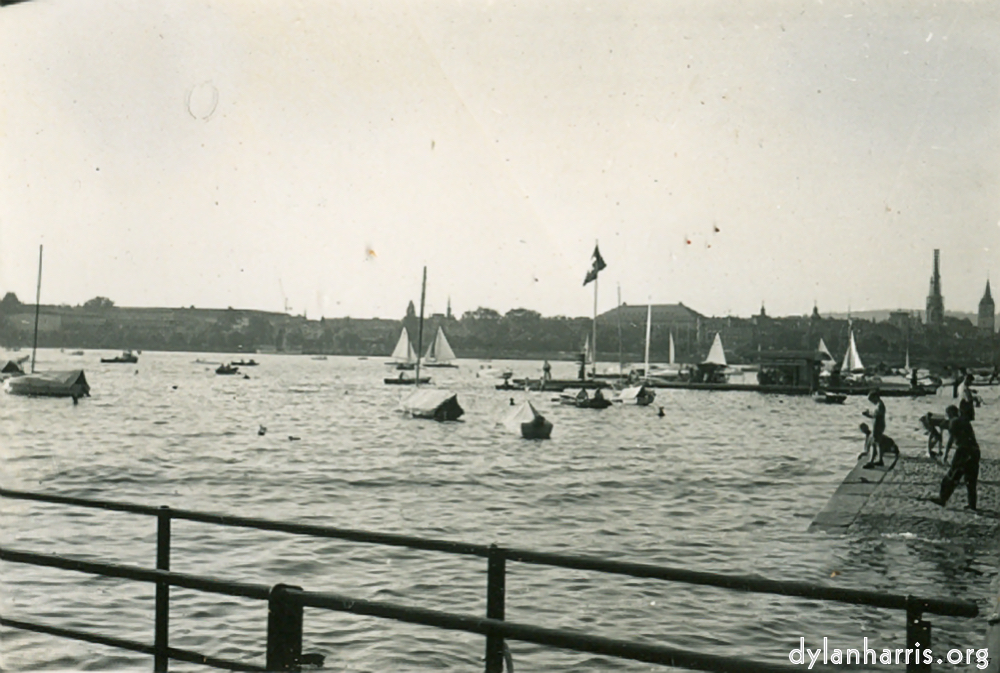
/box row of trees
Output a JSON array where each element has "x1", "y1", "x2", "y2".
[{"x1": 0, "y1": 293, "x2": 997, "y2": 369}]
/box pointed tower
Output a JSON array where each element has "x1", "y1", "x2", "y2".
[
  {"x1": 979, "y1": 279, "x2": 995, "y2": 334},
  {"x1": 925, "y1": 249, "x2": 944, "y2": 326}
]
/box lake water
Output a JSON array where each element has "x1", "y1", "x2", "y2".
[{"x1": 1, "y1": 350, "x2": 997, "y2": 672}]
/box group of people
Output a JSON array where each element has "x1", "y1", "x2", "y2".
[{"x1": 861, "y1": 374, "x2": 983, "y2": 512}]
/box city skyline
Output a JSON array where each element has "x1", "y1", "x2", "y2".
[{"x1": 1, "y1": 0, "x2": 998, "y2": 321}]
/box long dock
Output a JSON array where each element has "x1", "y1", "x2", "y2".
[{"x1": 810, "y1": 449, "x2": 998, "y2": 540}]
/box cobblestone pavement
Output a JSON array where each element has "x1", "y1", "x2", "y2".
[{"x1": 850, "y1": 455, "x2": 999, "y2": 546}]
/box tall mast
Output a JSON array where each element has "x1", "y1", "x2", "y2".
[
  {"x1": 644, "y1": 303, "x2": 652, "y2": 379},
  {"x1": 616, "y1": 284, "x2": 623, "y2": 378},
  {"x1": 415, "y1": 266, "x2": 427, "y2": 387},
  {"x1": 31, "y1": 245, "x2": 43, "y2": 374}
]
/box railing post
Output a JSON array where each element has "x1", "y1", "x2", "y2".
[
  {"x1": 267, "y1": 584, "x2": 304, "y2": 672},
  {"x1": 154, "y1": 506, "x2": 171, "y2": 673},
  {"x1": 485, "y1": 544, "x2": 506, "y2": 673},
  {"x1": 906, "y1": 596, "x2": 932, "y2": 673}
]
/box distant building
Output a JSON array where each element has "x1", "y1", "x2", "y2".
[
  {"x1": 888, "y1": 310, "x2": 913, "y2": 331},
  {"x1": 925, "y1": 249, "x2": 944, "y2": 326},
  {"x1": 979, "y1": 279, "x2": 995, "y2": 334},
  {"x1": 597, "y1": 302, "x2": 704, "y2": 356}
]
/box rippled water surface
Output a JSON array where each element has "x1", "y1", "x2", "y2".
[{"x1": 1, "y1": 350, "x2": 998, "y2": 671}]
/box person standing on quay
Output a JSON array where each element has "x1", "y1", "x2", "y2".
[
  {"x1": 861, "y1": 390, "x2": 886, "y2": 468},
  {"x1": 930, "y1": 405, "x2": 980, "y2": 511}
]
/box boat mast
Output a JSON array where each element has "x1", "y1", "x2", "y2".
[
  {"x1": 414, "y1": 266, "x2": 427, "y2": 387},
  {"x1": 31, "y1": 244, "x2": 42, "y2": 374},
  {"x1": 616, "y1": 284, "x2": 623, "y2": 379},
  {"x1": 644, "y1": 303, "x2": 651, "y2": 379}
]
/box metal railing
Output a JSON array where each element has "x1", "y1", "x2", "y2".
[{"x1": 0, "y1": 487, "x2": 980, "y2": 672}]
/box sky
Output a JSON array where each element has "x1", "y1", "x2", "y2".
[{"x1": 1, "y1": 0, "x2": 998, "y2": 321}]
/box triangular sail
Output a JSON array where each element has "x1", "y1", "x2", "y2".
[
  {"x1": 391, "y1": 328, "x2": 416, "y2": 364},
  {"x1": 583, "y1": 334, "x2": 594, "y2": 366},
  {"x1": 668, "y1": 332, "x2": 676, "y2": 365},
  {"x1": 904, "y1": 347, "x2": 911, "y2": 373},
  {"x1": 841, "y1": 330, "x2": 864, "y2": 373},
  {"x1": 425, "y1": 327, "x2": 456, "y2": 363},
  {"x1": 817, "y1": 338, "x2": 833, "y2": 361},
  {"x1": 703, "y1": 333, "x2": 727, "y2": 366}
]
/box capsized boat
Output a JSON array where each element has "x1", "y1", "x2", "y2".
[
  {"x1": 386, "y1": 327, "x2": 417, "y2": 370},
  {"x1": 423, "y1": 326, "x2": 458, "y2": 368},
  {"x1": 4, "y1": 370, "x2": 90, "y2": 398},
  {"x1": 501, "y1": 400, "x2": 552, "y2": 439},
  {"x1": 400, "y1": 388, "x2": 464, "y2": 421}
]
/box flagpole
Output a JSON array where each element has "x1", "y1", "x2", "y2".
[{"x1": 592, "y1": 268, "x2": 598, "y2": 379}]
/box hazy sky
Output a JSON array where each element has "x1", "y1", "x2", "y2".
[{"x1": 1, "y1": 0, "x2": 998, "y2": 320}]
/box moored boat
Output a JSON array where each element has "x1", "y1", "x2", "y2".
[
  {"x1": 399, "y1": 388, "x2": 463, "y2": 421},
  {"x1": 501, "y1": 400, "x2": 552, "y2": 439},
  {"x1": 101, "y1": 350, "x2": 138, "y2": 364},
  {"x1": 5, "y1": 369, "x2": 90, "y2": 398},
  {"x1": 813, "y1": 391, "x2": 847, "y2": 404}
]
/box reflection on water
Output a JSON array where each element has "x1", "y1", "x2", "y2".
[{"x1": 1, "y1": 350, "x2": 997, "y2": 671}]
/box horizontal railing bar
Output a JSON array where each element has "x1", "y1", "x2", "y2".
[
  {"x1": 0, "y1": 547, "x2": 271, "y2": 601},
  {"x1": 0, "y1": 615, "x2": 154, "y2": 656},
  {"x1": 0, "y1": 489, "x2": 978, "y2": 618},
  {"x1": 0, "y1": 487, "x2": 490, "y2": 557},
  {"x1": 503, "y1": 548, "x2": 979, "y2": 618},
  {"x1": 0, "y1": 616, "x2": 265, "y2": 672},
  {"x1": 164, "y1": 646, "x2": 267, "y2": 672},
  {"x1": 290, "y1": 588, "x2": 804, "y2": 673}
]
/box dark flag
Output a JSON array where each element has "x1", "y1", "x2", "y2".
[{"x1": 583, "y1": 245, "x2": 607, "y2": 286}]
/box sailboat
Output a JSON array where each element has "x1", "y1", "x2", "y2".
[
  {"x1": 4, "y1": 245, "x2": 90, "y2": 399},
  {"x1": 704, "y1": 333, "x2": 727, "y2": 367},
  {"x1": 695, "y1": 332, "x2": 728, "y2": 383},
  {"x1": 617, "y1": 303, "x2": 656, "y2": 406},
  {"x1": 423, "y1": 326, "x2": 458, "y2": 368},
  {"x1": 396, "y1": 269, "x2": 462, "y2": 420},
  {"x1": 386, "y1": 327, "x2": 417, "y2": 370},
  {"x1": 816, "y1": 338, "x2": 836, "y2": 372},
  {"x1": 386, "y1": 268, "x2": 432, "y2": 386},
  {"x1": 840, "y1": 329, "x2": 864, "y2": 374}
]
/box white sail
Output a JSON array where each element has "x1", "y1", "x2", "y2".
[
  {"x1": 817, "y1": 338, "x2": 834, "y2": 361},
  {"x1": 703, "y1": 333, "x2": 727, "y2": 366},
  {"x1": 583, "y1": 334, "x2": 595, "y2": 365},
  {"x1": 643, "y1": 304, "x2": 652, "y2": 377},
  {"x1": 425, "y1": 326, "x2": 457, "y2": 363},
  {"x1": 841, "y1": 330, "x2": 864, "y2": 373},
  {"x1": 668, "y1": 331, "x2": 676, "y2": 365},
  {"x1": 391, "y1": 328, "x2": 416, "y2": 364},
  {"x1": 904, "y1": 347, "x2": 911, "y2": 373}
]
